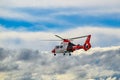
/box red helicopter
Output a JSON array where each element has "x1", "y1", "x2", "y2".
[{"x1": 51, "y1": 35, "x2": 91, "y2": 56}]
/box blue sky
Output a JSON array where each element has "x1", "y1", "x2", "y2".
[
  {"x1": 0, "y1": 8, "x2": 120, "y2": 31},
  {"x1": 0, "y1": 0, "x2": 120, "y2": 49},
  {"x1": 0, "y1": 0, "x2": 120, "y2": 31}
]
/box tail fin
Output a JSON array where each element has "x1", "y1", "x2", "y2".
[{"x1": 83, "y1": 35, "x2": 91, "y2": 51}]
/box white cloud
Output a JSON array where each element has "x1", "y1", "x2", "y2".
[
  {"x1": 0, "y1": 26, "x2": 120, "y2": 49},
  {"x1": 51, "y1": 8, "x2": 120, "y2": 17},
  {"x1": 0, "y1": 8, "x2": 56, "y2": 22},
  {"x1": 0, "y1": 0, "x2": 120, "y2": 9}
]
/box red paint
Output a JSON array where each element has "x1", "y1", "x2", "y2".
[
  {"x1": 83, "y1": 35, "x2": 91, "y2": 51},
  {"x1": 72, "y1": 35, "x2": 91, "y2": 51},
  {"x1": 72, "y1": 45, "x2": 83, "y2": 51},
  {"x1": 52, "y1": 49, "x2": 55, "y2": 53},
  {"x1": 63, "y1": 39, "x2": 70, "y2": 42}
]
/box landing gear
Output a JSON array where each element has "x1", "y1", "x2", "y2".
[
  {"x1": 53, "y1": 52, "x2": 72, "y2": 56},
  {"x1": 63, "y1": 51, "x2": 71, "y2": 56},
  {"x1": 63, "y1": 51, "x2": 66, "y2": 56},
  {"x1": 54, "y1": 54, "x2": 56, "y2": 56},
  {"x1": 69, "y1": 53, "x2": 71, "y2": 56}
]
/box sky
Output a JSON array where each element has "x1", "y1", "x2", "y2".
[
  {"x1": 0, "y1": 0, "x2": 120, "y2": 50},
  {"x1": 0, "y1": 0, "x2": 120, "y2": 31},
  {"x1": 0, "y1": 0, "x2": 120, "y2": 80}
]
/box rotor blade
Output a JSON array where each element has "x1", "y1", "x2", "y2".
[
  {"x1": 39, "y1": 40, "x2": 61, "y2": 41},
  {"x1": 69, "y1": 35, "x2": 89, "y2": 40},
  {"x1": 55, "y1": 35, "x2": 64, "y2": 40}
]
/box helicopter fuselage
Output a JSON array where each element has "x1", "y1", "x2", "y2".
[{"x1": 52, "y1": 35, "x2": 91, "y2": 56}]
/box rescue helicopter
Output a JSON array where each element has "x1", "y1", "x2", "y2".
[{"x1": 51, "y1": 35, "x2": 91, "y2": 56}]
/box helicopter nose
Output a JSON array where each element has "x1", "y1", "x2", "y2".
[{"x1": 52, "y1": 49, "x2": 55, "y2": 53}]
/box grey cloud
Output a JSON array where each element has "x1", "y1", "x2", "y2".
[
  {"x1": 17, "y1": 49, "x2": 40, "y2": 61},
  {"x1": 0, "y1": 48, "x2": 19, "y2": 72},
  {"x1": 0, "y1": 63, "x2": 18, "y2": 72},
  {"x1": 0, "y1": 46, "x2": 119, "y2": 80},
  {"x1": 17, "y1": 73, "x2": 33, "y2": 80},
  {"x1": 0, "y1": 48, "x2": 9, "y2": 60}
]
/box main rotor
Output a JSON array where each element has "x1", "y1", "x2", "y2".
[
  {"x1": 40, "y1": 35, "x2": 91, "y2": 42},
  {"x1": 55, "y1": 35, "x2": 90, "y2": 41}
]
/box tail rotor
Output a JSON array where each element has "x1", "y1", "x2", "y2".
[{"x1": 83, "y1": 35, "x2": 91, "y2": 51}]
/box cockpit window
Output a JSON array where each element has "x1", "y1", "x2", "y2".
[
  {"x1": 56, "y1": 45, "x2": 63, "y2": 49},
  {"x1": 56, "y1": 46, "x2": 59, "y2": 49}
]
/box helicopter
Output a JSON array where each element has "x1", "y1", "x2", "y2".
[{"x1": 51, "y1": 35, "x2": 91, "y2": 56}]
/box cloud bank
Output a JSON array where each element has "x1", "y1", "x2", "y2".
[
  {"x1": 0, "y1": 26, "x2": 120, "y2": 50},
  {"x1": 0, "y1": 46, "x2": 120, "y2": 80}
]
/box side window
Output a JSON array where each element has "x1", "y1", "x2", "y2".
[
  {"x1": 56, "y1": 46, "x2": 59, "y2": 49},
  {"x1": 60, "y1": 46, "x2": 63, "y2": 48}
]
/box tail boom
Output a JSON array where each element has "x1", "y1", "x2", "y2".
[{"x1": 72, "y1": 35, "x2": 91, "y2": 51}]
